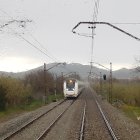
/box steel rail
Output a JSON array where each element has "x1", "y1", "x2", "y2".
[
  {"x1": 79, "y1": 101, "x2": 86, "y2": 140},
  {"x1": 3, "y1": 99, "x2": 66, "y2": 140},
  {"x1": 95, "y1": 100, "x2": 118, "y2": 140},
  {"x1": 36, "y1": 100, "x2": 75, "y2": 140}
]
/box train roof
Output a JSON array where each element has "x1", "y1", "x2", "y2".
[{"x1": 64, "y1": 78, "x2": 77, "y2": 81}]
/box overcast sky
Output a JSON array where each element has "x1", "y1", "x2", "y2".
[{"x1": 0, "y1": 0, "x2": 140, "y2": 72}]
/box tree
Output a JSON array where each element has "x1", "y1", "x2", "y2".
[
  {"x1": 135, "y1": 57, "x2": 140, "y2": 72},
  {"x1": 0, "y1": 76, "x2": 31, "y2": 107},
  {"x1": 0, "y1": 85, "x2": 7, "y2": 111},
  {"x1": 24, "y1": 70, "x2": 54, "y2": 98}
]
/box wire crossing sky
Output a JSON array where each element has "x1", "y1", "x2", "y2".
[{"x1": 0, "y1": 0, "x2": 140, "y2": 72}]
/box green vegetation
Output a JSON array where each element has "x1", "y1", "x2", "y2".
[
  {"x1": 0, "y1": 99, "x2": 43, "y2": 122},
  {"x1": 0, "y1": 71, "x2": 81, "y2": 122},
  {"x1": 121, "y1": 105, "x2": 140, "y2": 121},
  {"x1": 47, "y1": 93, "x2": 64, "y2": 104},
  {"x1": 112, "y1": 82, "x2": 140, "y2": 106},
  {"x1": 0, "y1": 85, "x2": 7, "y2": 111},
  {"x1": 0, "y1": 70, "x2": 65, "y2": 121},
  {"x1": 0, "y1": 76, "x2": 32, "y2": 110},
  {"x1": 93, "y1": 79, "x2": 140, "y2": 121},
  {"x1": 0, "y1": 93, "x2": 64, "y2": 122},
  {"x1": 93, "y1": 79, "x2": 140, "y2": 106}
]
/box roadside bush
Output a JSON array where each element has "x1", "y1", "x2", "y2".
[
  {"x1": 24, "y1": 70, "x2": 55, "y2": 97},
  {"x1": 93, "y1": 80, "x2": 140, "y2": 107},
  {"x1": 0, "y1": 77, "x2": 32, "y2": 107},
  {"x1": 112, "y1": 82, "x2": 140, "y2": 106},
  {"x1": 0, "y1": 85, "x2": 6, "y2": 111}
]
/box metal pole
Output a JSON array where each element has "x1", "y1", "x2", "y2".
[
  {"x1": 44, "y1": 63, "x2": 47, "y2": 104},
  {"x1": 61, "y1": 72, "x2": 64, "y2": 92},
  {"x1": 61, "y1": 72, "x2": 64, "y2": 81},
  {"x1": 100, "y1": 72, "x2": 102, "y2": 95},
  {"x1": 110, "y1": 62, "x2": 113, "y2": 104},
  {"x1": 54, "y1": 74, "x2": 57, "y2": 101},
  {"x1": 109, "y1": 62, "x2": 113, "y2": 103},
  {"x1": 75, "y1": 72, "x2": 76, "y2": 79}
]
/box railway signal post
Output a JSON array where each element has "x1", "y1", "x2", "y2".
[{"x1": 44, "y1": 63, "x2": 47, "y2": 104}]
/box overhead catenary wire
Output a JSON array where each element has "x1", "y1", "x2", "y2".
[
  {"x1": 27, "y1": 32, "x2": 59, "y2": 62},
  {"x1": 6, "y1": 26, "x2": 58, "y2": 62},
  {"x1": 18, "y1": 34, "x2": 58, "y2": 61},
  {"x1": 0, "y1": 9, "x2": 15, "y2": 20},
  {"x1": 0, "y1": 9, "x2": 32, "y2": 29},
  {"x1": 1, "y1": 9, "x2": 69, "y2": 73},
  {"x1": 0, "y1": 9, "x2": 60, "y2": 63},
  {"x1": 93, "y1": 0, "x2": 100, "y2": 22},
  {"x1": 111, "y1": 23, "x2": 140, "y2": 25}
]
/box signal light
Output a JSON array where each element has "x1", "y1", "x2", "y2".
[{"x1": 103, "y1": 74, "x2": 106, "y2": 80}]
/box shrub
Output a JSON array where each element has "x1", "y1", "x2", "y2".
[
  {"x1": 0, "y1": 77, "x2": 32, "y2": 107},
  {"x1": 0, "y1": 85, "x2": 7, "y2": 111},
  {"x1": 93, "y1": 80, "x2": 140, "y2": 107}
]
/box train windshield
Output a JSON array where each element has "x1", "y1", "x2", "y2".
[{"x1": 66, "y1": 79, "x2": 75, "y2": 90}]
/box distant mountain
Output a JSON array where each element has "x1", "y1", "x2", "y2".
[
  {"x1": 113, "y1": 68, "x2": 130, "y2": 79},
  {"x1": 0, "y1": 71, "x2": 29, "y2": 79},
  {"x1": 43, "y1": 62, "x2": 108, "y2": 79},
  {"x1": 113, "y1": 68, "x2": 140, "y2": 79},
  {"x1": 0, "y1": 63, "x2": 140, "y2": 80}
]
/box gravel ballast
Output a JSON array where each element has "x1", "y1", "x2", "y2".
[
  {"x1": 1, "y1": 87, "x2": 140, "y2": 140},
  {"x1": 0, "y1": 100, "x2": 64, "y2": 140}
]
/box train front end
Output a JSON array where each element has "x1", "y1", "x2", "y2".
[{"x1": 63, "y1": 79, "x2": 78, "y2": 98}]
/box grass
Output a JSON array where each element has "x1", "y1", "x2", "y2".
[
  {"x1": 46, "y1": 93, "x2": 64, "y2": 104},
  {"x1": 94, "y1": 81, "x2": 140, "y2": 106},
  {"x1": 121, "y1": 104, "x2": 140, "y2": 123},
  {"x1": 0, "y1": 93, "x2": 64, "y2": 123},
  {"x1": 0, "y1": 100, "x2": 44, "y2": 122},
  {"x1": 92, "y1": 80, "x2": 140, "y2": 123}
]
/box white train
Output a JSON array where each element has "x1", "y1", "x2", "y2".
[{"x1": 63, "y1": 78, "x2": 84, "y2": 98}]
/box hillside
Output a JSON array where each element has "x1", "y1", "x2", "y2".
[{"x1": 0, "y1": 63, "x2": 140, "y2": 79}]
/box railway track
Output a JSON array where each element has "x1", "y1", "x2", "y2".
[
  {"x1": 1, "y1": 89, "x2": 84, "y2": 140},
  {"x1": 95, "y1": 99, "x2": 119, "y2": 140},
  {"x1": 79, "y1": 101, "x2": 86, "y2": 140},
  {"x1": 3, "y1": 99, "x2": 67, "y2": 140},
  {"x1": 78, "y1": 90, "x2": 118, "y2": 140},
  {"x1": 90, "y1": 88, "x2": 119, "y2": 140},
  {"x1": 36, "y1": 100, "x2": 75, "y2": 140},
  {"x1": 1, "y1": 88, "x2": 119, "y2": 140},
  {"x1": 2, "y1": 96, "x2": 82, "y2": 140},
  {"x1": 36, "y1": 92, "x2": 84, "y2": 140}
]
